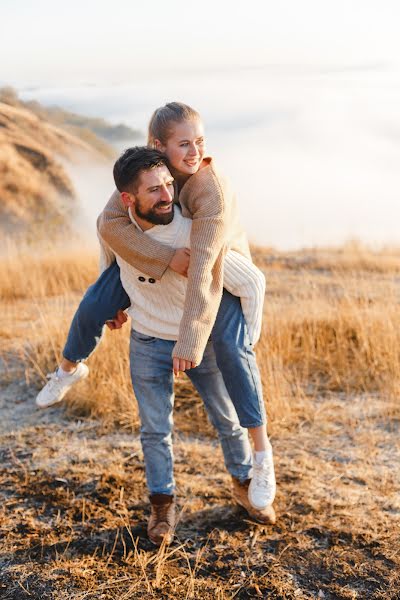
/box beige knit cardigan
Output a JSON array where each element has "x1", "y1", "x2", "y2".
[{"x1": 97, "y1": 157, "x2": 251, "y2": 364}]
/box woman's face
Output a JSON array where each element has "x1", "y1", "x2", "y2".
[{"x1": 158, "y1": 118, "x2": 205, "y2": 177}]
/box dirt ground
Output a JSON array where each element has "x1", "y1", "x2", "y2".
[{"x1": 0, "y1": 354, "x2": 399, "y2": 599}]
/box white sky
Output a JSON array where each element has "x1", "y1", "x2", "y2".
[{"x1": 1, "y1": 0, "x2": 400, "y2": 86}]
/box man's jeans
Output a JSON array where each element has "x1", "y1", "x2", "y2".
[
  {"x1": 130, "y1": 330, "x2": 253, "y2": 495},
  {"x1": 63, "y1": 261, "x2": 266, "y2": 428}
]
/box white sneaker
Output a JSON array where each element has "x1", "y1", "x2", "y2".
[
  {"x1": 248, "y1": 447, "x2": 276, "y2": 510},
  {"x1": 35, "y1": 363, "x2": 89, "y2": 409}
]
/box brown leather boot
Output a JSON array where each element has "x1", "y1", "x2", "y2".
[
  {"x1": 147, "y1": 494, "x2": 176, "y2": 546},
  {"x1": 231, "y1": 477, "x2": 276, "y2": 524}
]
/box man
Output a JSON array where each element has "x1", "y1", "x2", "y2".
[{"x1": 101, "y1": 146, "x2": 275, "y2": 545}]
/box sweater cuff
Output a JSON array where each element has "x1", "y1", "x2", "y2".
[
  {"x1": 147, "y1": 246, "x2": 177, "y2": 279},
  {"x1": 172, "y1": 340, "x2": 205, "y2": 366}
]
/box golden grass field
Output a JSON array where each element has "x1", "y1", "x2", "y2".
[{"x1": 0, "y1": 239, "x2": 399, "y2": 599}]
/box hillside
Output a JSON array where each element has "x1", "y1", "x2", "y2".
[
  {"x1": 0, "y1": 86, "x2": 141, "y2": 150},
  {"x1": 0, "y1": 100, "x2": 112, "y2": 235}
]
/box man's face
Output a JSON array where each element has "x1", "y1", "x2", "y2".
[{"x1": 123, "y1": 165, "x2": 175, "y2": 228}]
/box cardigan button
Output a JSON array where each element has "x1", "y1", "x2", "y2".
[
  {"x1": 138, "y1": 276, "x2": 146, "y2": 282},
  {"x1": 149, "y1": 278, "x2": 156, "y2": 284}
]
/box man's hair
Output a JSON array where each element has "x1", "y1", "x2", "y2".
[
  {"x1": 113, "y1": 146, "x2": 168, "y2": 193},
  {"x1": 148, "y1": 102, "x2": 200, "y2": 147}
]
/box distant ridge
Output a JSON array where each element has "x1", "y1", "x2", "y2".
[
  {"x1": 0, "y1": 86, "x2": 141, "y2": 153},
  {"x1": 0, "y1": 88, "x2": 120, "y2": 236}
]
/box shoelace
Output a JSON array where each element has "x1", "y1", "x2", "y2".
[
  {"x1": 46, "y1": 372, "x2": 57, "y2": 379},
  {"x1": 253, "y1": 461, "x2": 272, "y2": 489},
  {"x1": 153, "y1": 502, "x2": 174, "y2": 525},
  {"x1": 45, "y1": 372, "x2": 62, "y2": 388}
]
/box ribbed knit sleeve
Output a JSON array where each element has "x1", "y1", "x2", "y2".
[
  {"x1": 172, "y1": 166, "x2": 226, "y2": 364},
  {"x1": 223, "y1": 250, "x2": 266, "y2": 346},
  {"x1": 97, "y1": 189, "x2": 176, "y2": 280}
]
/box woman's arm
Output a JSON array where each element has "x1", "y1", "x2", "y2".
[
  {"x1": 97, "y1": 190, "x2": 177, "y2": 280},
  {"x1": 172, "y1": 171, "x2": 227, "y2": 365}
]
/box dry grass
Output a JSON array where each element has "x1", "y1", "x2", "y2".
[
  {"x1": 0, "y1": 238, "x2": 98, "y2": 301},
  {"x1": 0, "y1": 239, "x2": 399, "y2": 598},
  {"x1": 1, "y1": 238, "x2": 400, "y2": 427},
  {"x1": 252, "y1": 240, "x2": 400, "y2": 274}
]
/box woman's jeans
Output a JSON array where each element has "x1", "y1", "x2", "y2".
[
  {"x1": 63, "y1": 261, "x2": 266, "y2": 428},
  {"x1": 130, "y1": 331, "x2": 253, "y2": 494}
]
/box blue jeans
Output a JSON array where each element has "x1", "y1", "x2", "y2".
[
  {"x1": 63, "y1": 262, "x2": 130, "y2": 362},
  {"x1": 63, "y1": 261, "x2": 266, "y2": 428},
  {"x1": 129, "y1": 330, "x2": 252, "y2": 495}
]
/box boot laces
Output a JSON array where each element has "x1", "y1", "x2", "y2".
[{"x1": 154, "y1": 501, "x2": 173, "y2": 525}]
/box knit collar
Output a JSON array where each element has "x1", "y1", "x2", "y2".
[{"x1": 128, "y1": 208, "x2": 144, "y2": 231}]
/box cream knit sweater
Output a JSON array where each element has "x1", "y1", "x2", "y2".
[
  {"x1": 100, "y1": 208, "x2": 265, "y2": 349},
  {"x1": 97, "y1": 157, "x2": 258, "y2": 364}
]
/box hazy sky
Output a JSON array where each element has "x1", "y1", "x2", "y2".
[
  {"x1": 2, "y1": 0, "x2": 400, "y2": 248},
  {"x1": 1, "y1": 0, "x2": 400, "y2": 86}
]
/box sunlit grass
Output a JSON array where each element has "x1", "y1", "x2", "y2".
[{"x1": 1, "y1": 238, "x2": 399, "y2": 431}]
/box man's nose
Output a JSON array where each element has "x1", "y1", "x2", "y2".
[{"x1": 160, "y1": 184, "x2": 173, "y2": 201}]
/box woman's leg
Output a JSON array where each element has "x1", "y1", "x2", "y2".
[
  {"x1": 63, "y1": 261, "x2": 130, "y2": 364},
  {"x1": 36, "y1": 261, "x2": 130, "y2": 408},
  {"x1": 211, "y1": 289, "x2": 276, "y2": 509},
  {"x1": 211, "y1": 290, "x2": 267, "y2": 440}
]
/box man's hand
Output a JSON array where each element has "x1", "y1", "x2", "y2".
[
  {"x1": 173, "y1": 357, "x2": 196, "y2": 377},
  {"x1": 169, "y1": 248, "x2": 190, "y2": 277},
  {"x1": 106, "y1": 310, "x2": 128, "y2": 331}
]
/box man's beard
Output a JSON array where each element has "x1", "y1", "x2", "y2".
[{"x1": 135, "y1": 200, "x2": 174, "y2": 226}]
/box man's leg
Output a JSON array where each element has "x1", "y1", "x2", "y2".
[
  {"x1": 187, "y1": 341, "x2": 275, "y2": 524},
  {"x1": 36, "y1": 261, "x2": 130, "y2": 408},
  {"x1": 187, "y1": 341, "x2": 252, "y2": 483},
  {"x1": 129, "y1": 330, "x2": 176, "y2": 544}
]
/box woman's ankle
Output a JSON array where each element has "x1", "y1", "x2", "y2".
[
  {"x1": 248, "y1": 425, "x2": 271, "y2": 452},
  {"x1": 60, "y1": 357, "x2": 78, "y2": 373}
]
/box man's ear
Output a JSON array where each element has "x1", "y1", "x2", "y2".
[{"x1": 120, "y1": 191, "x2": 135, "y2": 209}]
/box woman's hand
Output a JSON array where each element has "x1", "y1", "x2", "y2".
[
  {"x1": 173, "y1": 357, "x2": 196, "y2": 377},
  {"x1": 169, "y1": 248, "x2": 190, "y2": 277}
]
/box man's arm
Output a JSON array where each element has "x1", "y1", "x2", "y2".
[{"x1": 97, "y1": 190, "x2": 178, "y2": 280}]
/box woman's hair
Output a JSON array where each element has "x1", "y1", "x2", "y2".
[{"x1": 148, "y1": 102, "x2": 200, "y2": 147}]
